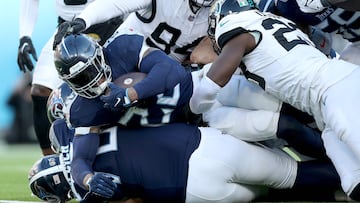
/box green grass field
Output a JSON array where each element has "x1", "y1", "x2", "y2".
[
  {"x1": 0, "y1": 142, "x2": 347, "y2": 203},
  {"x1": 0, "y1": 143, "x2": 41, "y2": 201}
]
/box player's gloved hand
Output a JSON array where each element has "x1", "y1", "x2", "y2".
[
  {"x1": 53, "y1": 18, "x2": 86, "y2": 50},
  {"x1": 100, "y1": 83, "x2": 131, "y2": 112},
  {"x1": 17, "y1": 36, "x2": 38, "y2": 72},
  {"x1": 86, "y1": 173, "x2": 117, "y2": 199},
  {"x1": 296, "y1": 0, "x2": 327, "y2": 13}
]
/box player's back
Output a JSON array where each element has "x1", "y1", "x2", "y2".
[
  {"x1": 216, "y1": 10, "x2": 356, "y2": 116},
  {"x1": 93, "y1": 123, "x2": 201, "y2": 202},
  {"x1": 119, "y1": 0, "x2": 209, "y2": 62}
]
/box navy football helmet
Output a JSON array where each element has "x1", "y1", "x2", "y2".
[
  {"x1": 208, "y1": 0, "x2": 257, "y2": 37},
  {"x1": 28, "y1": 154, "x2": 73, "y2": 203},
  {"x1": 54, "y1": 34, "x2": 111, "y2": 99}
]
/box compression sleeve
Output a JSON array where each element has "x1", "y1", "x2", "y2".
[
  {"x1": 134, "y1": 50, "x2": 189, "y2": 99},
  {"x1": 78, "y1": 0, "x2": 152, "y2": 29},
  {"x1": 19, "y1": 0, "x2": 39, "y2": 38},
  {"x1": 71, "y1": 133, "x2": 99, "y2": 190}
]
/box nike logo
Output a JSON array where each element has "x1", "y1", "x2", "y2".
[
  {"x1": 219, "y1": 19, "x2": 230, "y2": 27},
  {"x1": 114, "y1": 97, "x2": 122, "y2": 107}
]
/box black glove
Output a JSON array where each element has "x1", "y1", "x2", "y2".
[
  {"x1": 17, "y1": 36, "x2": 38, "y2": 72},
  {"x1": 86, "y1": 173, "x2": 117, "y2": 199},
  {"x1": 53, "y1": 18, "x2": 86, "y2": 50}
]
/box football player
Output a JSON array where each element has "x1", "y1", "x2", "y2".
[
  {"x1": 260, "y1": 0, "x2": 360, "y2": 65},
  {"x1": 53, "y1": 0, "x2": 215, "y2": 64},
  {"x1": 190, "y1": 0, "x2": 360, "y2": 200},
  {"x1": 296, "y1": 0, "x2": 360, "y2": 12},
  {"x1": 54, "y1": 32, "x2": 194, "y2": 127},
  {"x1": 53, "y1": 31, "x2": 196, "y2": 197},
  {"x1": 28, "y1": 118, "x2": 341, "y2": 203},
  {"x1": 17, "y1": 0, "x2": 123, "y2": 155}
]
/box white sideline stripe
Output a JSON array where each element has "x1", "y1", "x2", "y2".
[{"x1": 0, "y1": 201, "x2": 41, "y2": 203}]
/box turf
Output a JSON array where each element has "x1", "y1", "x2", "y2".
[
  {"x1": 0, "y1": 143, "x2": 41, "y2": 201},
  {"x1": 0, "y1": 143, "x2": 348, "y2": 203}
]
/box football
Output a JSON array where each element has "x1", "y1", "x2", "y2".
[{"x1": 113, "y1": 72, "x2": 147, "y2": 88}]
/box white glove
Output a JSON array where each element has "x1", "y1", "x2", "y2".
[{"x1": 296, "y1": 0, "x2": 326, "y2": 13}]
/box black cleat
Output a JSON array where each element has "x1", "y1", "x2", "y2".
[{"x1": 349, "y1": 183, "x2": 360, "y2": 201}]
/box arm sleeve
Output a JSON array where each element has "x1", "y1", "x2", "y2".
[
  {"x1": 189, "y1": 75, "x2": 221, "y2": 114},
  {"x1": 71, "y1": 133, "x2": 99, "y2": 190},
  {"x1": 19, "y1": 0, "x2": 39, "y2": 38},
  {"x1": 78, "y1": 0, "x2": 152, "y2": 29},
  {"x1": 134, "y1": 50, "x2": 189, "y2": 99}
]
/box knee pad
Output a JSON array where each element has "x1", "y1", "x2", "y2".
[{"x1": 203, "y1": 106, "x2": 279, "y2": 141}]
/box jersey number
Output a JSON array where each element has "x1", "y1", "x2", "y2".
[
  {"x1": 97, "y1": 127, "x2": 117, "y2": 155},
  {"x1": 118, "y1": 84, "x2": 180, "y2": 126},
  {"x1": 242, "y1": 17, "x2": 311, "y2": 89},
  {"x1": 146, "y1": 22, "x2": 181, "y2": 55},
  {"x1": 261, "y1": 18, "x2": 309, "y2": 51}
]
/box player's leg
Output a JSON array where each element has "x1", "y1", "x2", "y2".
[
  {"x1": 218, "y1": 74, "x2": 282, "y2": 111},
  {"x1": 321, "y1": 67, "x2": 360, "y2": 159},
  {"x1": 186, "y1": 179, "x2": 267, "y2": 202},
  {"x1": 203, "y1": 100, "x2": 327, "y2": 159},
  {"x1": 276, "y1": 111, "x2": 326, "y2": 159},
  {"x1": 31, "y1": 33, "x2": 63, "y2": 155},
  {"x1": 339, "y1": 42, "x2": 360, "y2": 65},
  {"x1": 321, "y1": 127, "x2": 360, "y2": 201},
  {"x1": 187, "y1": 127, "x2": 297, "y2": 202},
  {"x1": 203, "y1": 106, "x2": 279, "y2": 141}
]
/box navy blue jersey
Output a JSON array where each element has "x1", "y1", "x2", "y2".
[
  {"x1": 53, "y1": 120, "x2": 201, "y2": 202},
  {"x1": 66, "y1": 33, "x2": 193, "y2": 128},
  {"x1": 273, "y1": 0, "x2": 360, "y2": 42}
]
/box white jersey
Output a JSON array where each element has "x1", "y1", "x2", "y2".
[
  {"x1": 19, "y1": 0, "x2": 95, "y2": 38},
  {"x1": 215, "y1": 10, "x2": 357, "y2": 129},
  {"x1": 55, "y1": 0, "x2": 95, "y2": 22},
  {"x1": 78, "y1": 0, "x2": 210, "y2": 62},
  {"x1": 120, "y1": 0, "x2": 209, "y2": 62}
]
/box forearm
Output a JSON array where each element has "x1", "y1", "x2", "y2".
[
  {"x1": 78, "y1": 0, "x2": 152, "y2": 29},
  {"x1": 19, "y1": 0, "x2": 39, "y2": 38},
  {"x1": 71, "y1": 133, "x2": 99, "y2": 189},
  {"x1": 135, "y1": 50, "x2": 188, "y2": 99}
]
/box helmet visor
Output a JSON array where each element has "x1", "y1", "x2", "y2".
[
  {"x1": 67, "y1": 63, "x2": 101, "y2": 89},
  {"x1": 62, "y1": 48, "x2": 111, "y2": 98}
]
